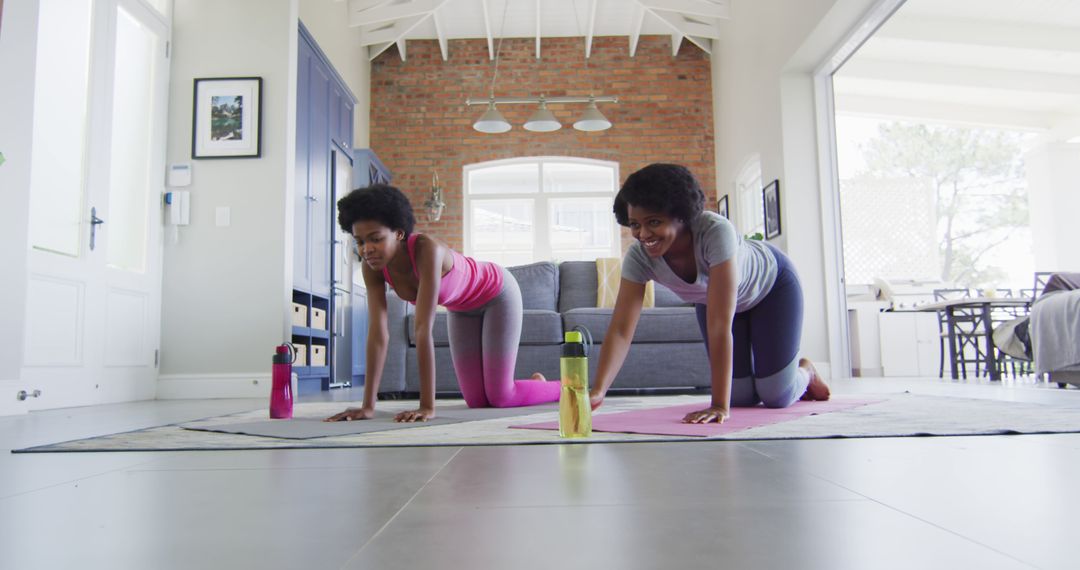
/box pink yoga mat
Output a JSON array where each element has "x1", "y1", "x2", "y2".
[{"x1": 512, "y1": 398, "x2": 881, "y2": 437}]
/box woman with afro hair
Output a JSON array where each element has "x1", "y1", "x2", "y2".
[
  {"x1": 588, "y1": 164, "x2": 830, "y2": 424},
  {"x1": 325, "y1": 184, "x2": 559, "y2": 422}
]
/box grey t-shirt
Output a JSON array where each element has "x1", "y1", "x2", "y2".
[{"x1": 621, "y1": 211, "x2": 778, "y2": 312}]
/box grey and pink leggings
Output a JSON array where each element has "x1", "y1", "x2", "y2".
[
  {"x1": 695, "y1": 245, "x2": 810, "y2": 408},
  {"x1": 447, "y1": 267, "x2": 561, "y2": 408}
]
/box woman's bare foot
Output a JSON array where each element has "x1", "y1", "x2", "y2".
[
  {"x1": 799, "y1": 358, "x2": 831, "y2": 401},
  {"x1": 528, "y1": 372, "x2": 547, "y2": 381}
]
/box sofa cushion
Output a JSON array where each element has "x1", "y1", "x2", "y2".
[
  {"x1": 558, "y1": 261, "x2": 598, "y2": 312},
  {"x1": 562, "y1": 307, "x2": 702, "y2": 343},
  {"x1": 518, "y1": 310, "x2": 564, "y2": 345},
  {"x1": 407, "y1": 311, "x2": 452, "y2": 347},
  {"x1": 560, "y1": 260, "x2": 689, "y2": 310},
  {"x1": 508, "y1": 262, "x2": 559, "y2": 312},
  {"x1": 654, "y1": 282, "x2": 689, "y2": 307},
  {"x1": 407, "y1": 309, "x2": 563, "y2": 347}
]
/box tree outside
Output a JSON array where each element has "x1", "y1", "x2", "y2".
[{"x1": 839, "y1": 120, "x2": 1033, "y2": 291}]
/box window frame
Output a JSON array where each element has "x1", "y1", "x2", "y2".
[{"x1": 463, "y1": 156, "x2": 621, "y2": 263}]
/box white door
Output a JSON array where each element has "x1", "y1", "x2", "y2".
[{"x1": 21, "y1": 0, "x2": 170, "y2": 410}]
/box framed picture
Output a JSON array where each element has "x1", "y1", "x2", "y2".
[
  {"x1": 717, "y1": 194, "x2": 729, "y2": 219},
  {"x1": 191, "y1": 77, "x2": 262, "y2": 158},
  {"x1": 762, "y1": 179, "x2": 781, "y2": 239}
]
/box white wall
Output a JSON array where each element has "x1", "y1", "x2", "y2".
[
  {"x1": 1025, "y1": 143, "x2": 1080, "y2": 272},
  {"x1": 713, "y1": 0, "x2": 878, "y2": 376},
  {"x1": 299, "y1": 0, "x2": 370, "y2": 147},
  {"x1": 0, "y1": 0, "x2": 37, "y2": 414},
  {"x1": 158, "y1": 0, "x2": 298, "y2": 398}
]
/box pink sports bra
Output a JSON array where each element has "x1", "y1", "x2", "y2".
[{"x1": 381, "y1": 233, "x2": 504, "y2": 312}]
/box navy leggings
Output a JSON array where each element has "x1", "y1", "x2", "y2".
[{"x1": 695, "y1": 245, "x2": 808, "y2": 408}]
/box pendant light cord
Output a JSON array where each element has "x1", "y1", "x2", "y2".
[
  {"x1": 570, "y1": 0, "x2": 594, "y2": 97},
  {"x1": 489, "y1": 1, "x2": 511, "y2": 99}
]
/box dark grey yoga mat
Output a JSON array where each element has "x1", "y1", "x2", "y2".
[{"x1": 184, "y1": 403, "x2": 558, "y2": 440}]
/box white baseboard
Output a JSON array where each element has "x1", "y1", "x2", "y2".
[{"x1": 157, "y1": 373, "x2": 273, "y2": 399}]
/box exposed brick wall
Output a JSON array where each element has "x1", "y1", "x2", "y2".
[{"x1": 369, "y1": 35, "x2": 715, "y2": 252}]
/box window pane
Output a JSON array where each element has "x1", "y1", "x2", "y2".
[
  {"x1": 471, "y1": 250, "x2": 536, "y2": 267},
  {"x1": 28, "y1": 0, "x2": 94, "y2": 256},
  {"x1": 470, "y1": 199, "x2": 534, "y2": 262},
  {"x1": 549, "y1": 197, "x2": 616, "y2": 261},
  {"x1": 543, "y1": 162, "x2": 615, "y2": 193},
  {"x1": 468, "y1": 163, "x2": 539, "y2": 194},
  {"x1": 106, "y1": 6, "x2": 160, "y2": 272}
]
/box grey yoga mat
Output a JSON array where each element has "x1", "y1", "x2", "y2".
[{"x1": 184, "y1": 403, "x2": 558, "y2": 440}]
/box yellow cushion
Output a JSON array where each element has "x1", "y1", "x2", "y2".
[{"x1": 596, "y1": 258, "x2": 654, "y2": 309}]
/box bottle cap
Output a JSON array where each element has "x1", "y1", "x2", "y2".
[{"x1": 564, "y1": 331, "x2": 583, "y2": 344}]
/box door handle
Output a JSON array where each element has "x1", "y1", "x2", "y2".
[{"x1": 90, "y1": 207, "x2": 105, "y2": 250}]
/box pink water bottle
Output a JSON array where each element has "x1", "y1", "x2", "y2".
[{"x1": 270, "y1": 344, "x2": 294, "y2": 419}]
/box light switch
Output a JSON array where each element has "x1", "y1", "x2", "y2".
[{"x1": 215, "y1": 206, "x2": 231, "y2": 227}]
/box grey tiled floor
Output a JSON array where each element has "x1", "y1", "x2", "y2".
[{"x1": 2, "y1": 377, "x2": 1079, "y2": 569}]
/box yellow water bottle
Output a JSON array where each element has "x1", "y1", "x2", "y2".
[{"x1": 559, "y1": 330, "x2": 592, "y2": 438}]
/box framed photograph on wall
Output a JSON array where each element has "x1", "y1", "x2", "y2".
[
  {"x1": 717, "y1": 194, "x2": 729, "y2": 219},
  {"x1": 762, "y1": 179, "x2": 781, "y2": 239},
  {"x1": 191, "y1": 77, "x2": 262, "y2": 158}
]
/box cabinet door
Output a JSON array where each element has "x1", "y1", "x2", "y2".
[
  {"x1": 879, "y1": 312, "x2": 921, "y2": 376},
  {"x1": 293, "y1": 37, "x2": 314, "y2": 292},
  {"x1": 879, "y1": 312, "x2": 942, "y2": 377},
  {"x1": 308, "y1": 57, "x2": 333, "y2": 297},
  {"x1": 914, "y1": 312, "x2": 943, "y2": 377}
]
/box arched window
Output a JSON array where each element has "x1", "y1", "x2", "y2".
[{"x1": 464, "y1": 157, "x2": 621, "y2": 264}]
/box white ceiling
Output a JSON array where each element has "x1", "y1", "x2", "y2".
[
  {"x1": 834, "y1": 0, "x2": 1080, "y2": 138},
  {"x1": 344, "y1": 0, "x2": 729, "y2": 60}
]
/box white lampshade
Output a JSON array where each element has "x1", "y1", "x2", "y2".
[
  {"x1": 524, "y1": 102, "x2": 561, "y2": 132},
  {"x1": 473, "y1": 102, "x2": 512, "y2": 133},
  {"x1": 573, "y1": 100, "x2": 612, "y2": 132}
]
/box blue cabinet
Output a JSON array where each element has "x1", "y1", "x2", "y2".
[
  {"x1": 293, "y1": 23, "x2": 356, "y2": 392},
  {"x1": 353, "y1": 148, "x2": 391, "y2": 188}
]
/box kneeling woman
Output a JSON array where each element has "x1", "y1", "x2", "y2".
[
  {"x1": 326, "y1": 185, "x2": 559, "y2": 422},
  {"x1": 589, "y1": 164, "x2": 830, "y2": 424}
]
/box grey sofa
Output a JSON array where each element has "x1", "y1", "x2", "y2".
[{"x1": 375, "y1": 261, "x2": 710, "y2": 397}]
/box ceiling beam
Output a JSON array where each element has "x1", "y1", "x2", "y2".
[
  {"x1": 687, "y1": 36, "x2": 712, "y2": 55},
  {"x1": 432, "y1": 7, "x2": 448, "y2": 60},
  {"x1": 638, "y1": 2, "x2": 718, "y2": 55},
  {"x1": 640, "y1": 0, "x2": 729, "y2": 20},
  {"x1": 877, "y1": 15, "x2": 1080, "y2": 55},
  {"x1": 535, "y1": 0, "x2": 541, "y2": 59},
  {"x1": 628, "y1": 3, "x2": 644, "y2": 57},
  {"x1": 481, "y1": 0, "x2": 494, "y2": 60},
  {"x1": 359, "y1": 14, "x2": 429, "y2": 47},
  {"x1": 835, "y1": 94, "x2": 1056, "y2": 132},
  {"x1": 350, "y1": 0, "x2": 445, "y2": 27},
  {"x1": 585, "y1": 0, "x2": 597, "y2": 59},
  {"x1": 841, "y1": 59, "x2": 1080, "y2": 96},
  {"x1": 677, "y1": 17, "x2": 720, "y2": 40},
  {"x1": 348, "y1": 0, "x2": 394, "y2": 14},
  {"x1": 368, "y1": 41, "x2": 395, "y2": 61}
]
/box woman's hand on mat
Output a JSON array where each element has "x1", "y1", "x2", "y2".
[
  {"x1": 324, "y1": 407, "x2": 375, "y2": 422},
  {"x1": 394, "y1": 408, "x2": 435, "y2": 422},
  {"x1": 589, "y1": 390, "x2": 605, "y2": 411},
  {"x1": 682, "y1": 406, "x2": 730, "y2": 424}
]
